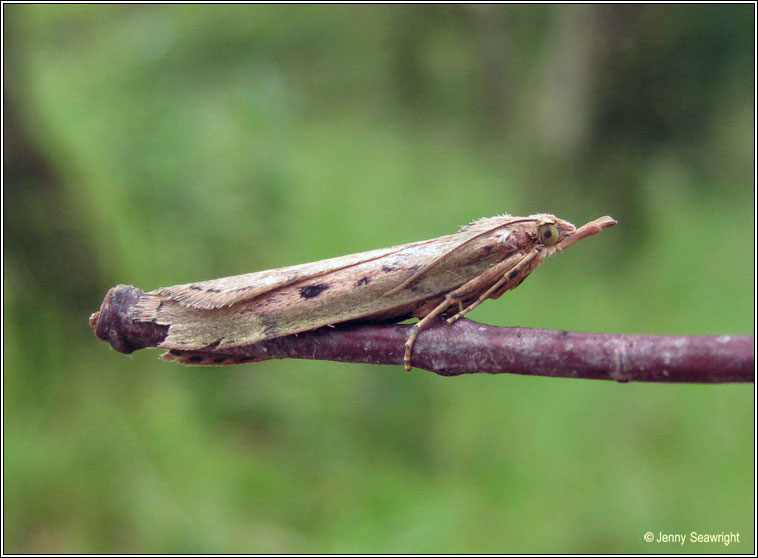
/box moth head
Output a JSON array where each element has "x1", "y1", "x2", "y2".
[
  {"x1": 529, "y1": 213, "x2": 616, "y2": 255},
  {"x1": 529, "y1": 214, "x2": 576, "y2": 251}
]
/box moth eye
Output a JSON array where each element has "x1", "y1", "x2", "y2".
[{"x1": 539, "y1": 224, "x2": 560, "y2": 246}]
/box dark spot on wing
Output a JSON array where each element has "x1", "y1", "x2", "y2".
[
  {"x1": 356, "y1": 276, "x2": 371, "y2": 286},
  {"x1": 206, "y1": 288, "x2": 221, "y2": 293},
  {"x1": 189, "y1": 285, "x2": 203, "y2": 290},
  {"x1": 300, "y1": 283, "x2": 331, "y2": 299},
  {"x1": 381, "y1": 265, "x2": 397, "y2": 273},
  {"x1": 188, "y1": 354, "x2": 205, "y2": 363},
  {"x1": 212, "y1": 356, "x2": 228, "y2": 364},
  {"x1": 508, "y1": 269, "x2": 520, "y2": 280},
  {"x1": 238, "y1": 356, "x2": 262, "y2": 363}
]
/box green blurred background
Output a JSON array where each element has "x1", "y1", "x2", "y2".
[{"x1": 3, "y1": 4, "x2": 754, "y2": 554}]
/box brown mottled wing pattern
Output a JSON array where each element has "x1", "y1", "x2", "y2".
[
  {"x1": 152, "y1": 244, "x2": 408, "y2": 310},
  {"x1": 133, "y1": 215, "x2": 523, "y2": 352}
]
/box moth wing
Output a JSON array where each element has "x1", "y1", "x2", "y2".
[
  {"x1": 137, "y1": 215, "x2": 524, "y2": 352},
  {"x1": 152, "y1": 215, "x2": 517, "y2": 309},
  {"x1": 135, "y1": 238, "x2": 447, "y2": 351},
  {"x1": 152, "y1": 245, "x2": 407, "y2": 310},
  {"x1": 161, "y1": 349, "x2": 272, "y2": 366},
  {"x1": 385, "y1": 215, "x2": 517, "y2": 296}
]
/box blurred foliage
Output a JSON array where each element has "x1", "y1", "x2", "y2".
[{"x1": 3, "y1": 4, "x2": 754, "y2": 554}]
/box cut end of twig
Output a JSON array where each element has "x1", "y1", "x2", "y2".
[
  {"x1": 90, "y1": 284, "x2": 168, "y2": 354},
  {"x1": 88, "y1": 311, "x2": 100, "y2": 330}
]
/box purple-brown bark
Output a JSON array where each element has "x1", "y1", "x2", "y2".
[{"x1": 90, "y1": 285, "x2": 754, "y2": 383}]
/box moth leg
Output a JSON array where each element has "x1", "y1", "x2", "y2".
[
  {"x1": 404, "y1": 278, "x2": 498, "y2": 370},
  {"x1": 447, "y1": 251, "x2": 538, "y2": 324},
  {"x1": 446, "y1": 274, "x2": 512, "y2": 325},
  {"x1": 404, "y1": 298, "x2": 457, "y2": 371},
  {"x1": 404, "y1": 251, "x2": 539, "y2": 371}
]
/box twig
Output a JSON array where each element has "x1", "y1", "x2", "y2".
[{"x1": 90, "y1": 285, "x2": 754, "y2": 383}]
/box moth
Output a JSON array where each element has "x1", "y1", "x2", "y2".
[{"x1": 117, "y1": 213, "x2": 615, "y2": 370}]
